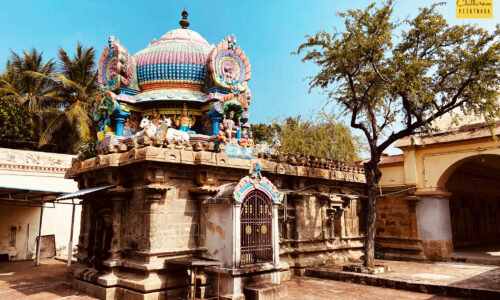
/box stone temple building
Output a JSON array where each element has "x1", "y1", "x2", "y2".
[{"x1": 66, "y1": 10, "x2": 367, "y2": 300}]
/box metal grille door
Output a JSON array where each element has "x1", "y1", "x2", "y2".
[{"x1": 240, "y1": 190, "x2": 273, "y2": 265}]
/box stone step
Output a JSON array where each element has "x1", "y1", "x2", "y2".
[
  {"x1": 305, "y1": 266, "x2": 500, "y2": 299},
  {"x1": 243, "y1": 282, "x2": 288, "y2": 300}
]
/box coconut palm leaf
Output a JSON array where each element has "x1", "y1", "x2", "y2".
[{"x1": 38, "y1": 110, "x2": 66, "y2": 146}]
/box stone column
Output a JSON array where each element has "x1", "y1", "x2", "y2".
[
  {"x1": 233, "y1": 203, "x2": 241, "y2": 267},
  {"x1": 136, "y1": 184, "x2": 170, "y2": 253},
  {"x1": 415, "y1": 190, "x2": 453, "y2": 261},
  {"x1": 104, "y1": 187, "x2": 131, "y2": 266},
  {"x1": 318, "y1": 196, "x2": 329, "y2": 240},
  {"x1": 289, "y1": 193, "x2": 308, "y2": 241},
  {"x1": 272, "y1": 203, "x2": 280, "y2": 267},
  {"x1": 404, "y1": 196, "x2": 420, "y2": 239},
  {"x1": 333, "y1": 207, "x2": 346, "y2": 238},
  {"x1": 76, "y1": 200, "x2": 90, "y2": 263}
]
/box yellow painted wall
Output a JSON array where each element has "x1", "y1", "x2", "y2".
[
  {"x1": 380, "y1": 137, "x2": 500, "y2": 192},
  {"x1": 379, "y1": 164, "x2": 406, "y2": 187}
]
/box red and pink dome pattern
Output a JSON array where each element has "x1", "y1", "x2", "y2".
[{"x1": 134, "y1": 29, "x2": 214, "y2": 91}]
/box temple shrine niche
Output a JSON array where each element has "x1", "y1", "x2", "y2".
[{"x1": 68, "y1": 10, "x2": 367, "y2": 300}]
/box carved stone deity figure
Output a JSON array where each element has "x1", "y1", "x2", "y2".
[{"x1": 173, "y1": 105, "x2": 196, "y2": 134}]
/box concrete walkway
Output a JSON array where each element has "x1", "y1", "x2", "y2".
[{"x1": 306, "y1": 259, "x2": 500, "y2": 298}]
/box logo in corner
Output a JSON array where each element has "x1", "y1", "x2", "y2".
[{"x1": 456, "y1": 0, "x2": 493, "y2": 19}]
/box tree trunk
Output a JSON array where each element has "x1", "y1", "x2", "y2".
[{"x1": 363, "y1": 159, "x2": 381, "y2": 268}]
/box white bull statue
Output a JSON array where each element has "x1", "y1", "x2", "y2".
[
  {"x1": 138, "y1": 117, "x2": 157, "y2": 139},
  {"x1": 135, "y1": 116, "x2": 190, "y2": 143},
  {"x1": 166, "y1": 128, "x2": 190, "y2": 143},
  {"x1": 161, "y1": 116, "x2": 190, "y2": 143}
]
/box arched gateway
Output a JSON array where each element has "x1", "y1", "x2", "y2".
[{"x1": 376, "y1": 123, "x2": 500, "y2": 262}]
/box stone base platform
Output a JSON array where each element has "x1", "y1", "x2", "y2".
[
  {"x1": 243, "y1": 283, "x2": 287, "y2": 300},
  {"x1": 305, "y1": 259, "x2": 500, "y2": 298}
]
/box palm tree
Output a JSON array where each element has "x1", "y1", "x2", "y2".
[
  {"x1": 0, "y1": 49, "x2": 58, "y2": 111},
  {"x1": 0, "y1": 49, "x2": 60, "y2": 144},
  {"x1": 27, "y1": 43, "x2": 99, "y2": 152}
]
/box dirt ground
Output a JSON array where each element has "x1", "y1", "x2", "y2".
[{"x1": 0, "y1": 258, "x2": 94, "y2": 300}]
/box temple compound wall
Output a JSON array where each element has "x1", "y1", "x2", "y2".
[
  {"x1": 0, "y1": 148, "x2": 80, "y2": 261},
  {"x1": 66, "y1": 145, "x2": 366, "y2": 299},
  {"x1": 376, "y1": 123, "x2": 500, "y2": 261}
]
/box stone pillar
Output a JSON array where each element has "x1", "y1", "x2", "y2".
[
  {"x1": 233, "y1": 203, "x2": 241, "y2": 267},
  {"x1": 333, "y1": 207, "x2": 345, "y2": 238},
  {"x1": 404, "y1": 196, "x2": 420, "y2": 239},
  {"x1": 104, "y1": 187, "x2": 131, "y2": 265},
  {"x1": 415, "y1": 191, "x2": 453, "y2": 261},
  {"x1": 272, "y1": 203, "x2": 280, "y2": 267},
  {"x1": 318, "y1": 197, "x2": 329, "y2": 240},
  {"x1": 136, "y1": 184, "x2": 170, "y2": 253},
  {"x1": 290, "y1": 193, "x2": 308, "y2": 241},
  {"x1": 76, "y1": 201, "x2": 90, "y2": 262}
]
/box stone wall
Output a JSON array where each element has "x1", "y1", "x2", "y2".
[
  {"x1": 279, "y1": 193, "x2": 365, "y2": 275},
  {"x1": 375, "y1": 196, "x2": 425, "y2": 260}
]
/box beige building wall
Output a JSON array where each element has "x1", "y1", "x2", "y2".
[{"x1": 0, "y1": 148, "x2": 80, "y2": 260}]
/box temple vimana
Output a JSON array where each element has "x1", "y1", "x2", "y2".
[{"x1": 67, "y1": 10, "x2": 367, "y2": 300}]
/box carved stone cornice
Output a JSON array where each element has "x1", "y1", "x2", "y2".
[
  {"x1": 0, "y1": 148, "x2": 74, "y2": 175},
  {"x1": 134, "y1": 184, "x2": 171, "y2": 202},
  {"x1": 106, "y1": 187, "x2": 133, "y2": 198}
]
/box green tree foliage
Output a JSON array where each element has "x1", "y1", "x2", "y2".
[
  {"x1": 250, "y1": 123, "x2": 279, "y2": 144},
  {"x1": 251, "y1": 113, "x2": 362, "y2": 162},
  {"x1": 0, "y1": 49, "x2": 59, "y2": 141},
  {"x1": 0, "y1": 44, "x2": 99, "y2": 153},
  {"x1": 295, "y1": 1, "x2": 499, "y2": 267},
  {"x1": 0, "y1": 98, "x2": 34, "y2": 149}
]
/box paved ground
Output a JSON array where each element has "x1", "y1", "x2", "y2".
[
  {"x1": 358, "y1": 259, "x2": 500, "y2": 291},
  {"x1": 0, "y1": 258, "x2": 483, "y2": 299},
  {"x1": 283, "y1": 277, "x2": 459, "y2": 300},
  {"x1": 0, "y1": 259, "x2": 95, "y2": 300},
  {"x1": 448, "y1": 244, "x2": 500, "y2": 266},
  {"x1": 307, "y1": 259, "x2": 500, "y2": 298}
]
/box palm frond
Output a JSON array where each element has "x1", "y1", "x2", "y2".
[
  {"x1": 51, "y1": 73, "x2": 85, "y2": 93},
  {"x1": 38, "y1": 112, "x2": 66, "y2": 146}
]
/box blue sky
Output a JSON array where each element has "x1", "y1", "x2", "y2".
[{"x1": 0, "y1": 0, "x2": 498, "y2": 154}]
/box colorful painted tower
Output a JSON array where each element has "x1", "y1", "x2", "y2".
[{"x1": 94, "y1": 9, "x2": 253, "y2": 157}]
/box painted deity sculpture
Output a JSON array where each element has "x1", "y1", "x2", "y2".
[
  {"x1": 174, "y1": 105, "x2": 196, "y2": 134},
  {"x1": 93, "y1": 90, "x2": 130, "y2": 142},
  {"x1": 221, "y1": 111, "x2": 240, "y2": 140}
]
